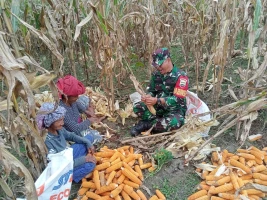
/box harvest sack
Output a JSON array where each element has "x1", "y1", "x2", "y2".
[
  {"x1": 35, "y1": 148, "x2": 73, "y2": 200},
  {"x1": 186, "y1": 91, "x2": 211, "y2": 136}
]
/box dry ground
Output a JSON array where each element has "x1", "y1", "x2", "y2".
[{"x1": 69, "y1": 108, "x2": 267, "y2": 199}]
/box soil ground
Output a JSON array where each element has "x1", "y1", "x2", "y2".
[{"x1": 69, "y1": 112, "x2": 267, "y2": 200}]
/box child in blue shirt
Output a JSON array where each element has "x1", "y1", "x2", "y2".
[{"x1": 36, "y1": 102, "x2": 96, "y2": 183}]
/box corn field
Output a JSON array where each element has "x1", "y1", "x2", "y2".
[{"x1": 0, "y1": 0, "x2": 266, "y2": 199}]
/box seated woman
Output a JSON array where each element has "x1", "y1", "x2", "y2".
[
  {"x1": 36, "y1": 102, "x2": 96, "y2": 183},
  {"x1": 56, "y1": 75, "x2": 102, "y2": 143}
]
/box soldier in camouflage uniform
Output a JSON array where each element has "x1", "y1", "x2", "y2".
[{"x1": 131, "y1": 47, "x2": 189, "y2": 136}]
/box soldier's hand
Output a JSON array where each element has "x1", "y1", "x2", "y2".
[
  {"x1": 145, "y1": 97, "x2": 157, "y2": 106},
  {"x1": 141, "y1": 94, "x2": 151, "y2": 102}
]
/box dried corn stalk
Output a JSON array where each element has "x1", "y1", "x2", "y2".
[
  {"x1": 34, "y1": 91, "x2": 54, "y2": 107},
  {"x1": 121, "y1": 115, "x2": 218, "y2": 156},
  {"x1": 117, "y1": 103, "x2": 136, "y2": 125},
  {"x1": 84, "y1": 87, "x2": 136, "y2": 130}
]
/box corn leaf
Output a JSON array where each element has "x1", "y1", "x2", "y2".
[
  {"x1": 0, "y1": 100, "x2": 13, "y2": 111},
  {"x1": 1, "y1": 147, "x2": 38, "y2": 199},
  {"x1": 96, "y1": 10, "x2": 105, "y2": 23},
  {"x1": 74, "y1": 11, "x2": 93, "y2": 41},
  {"x1": 105, "y1": 0, "x2": 111, "y2": 18},
  {"x1": 73, "y1": 0, "x2": 78, "y2": 14},
  {"x1": 11, "y1": 0, "x2": 20, "y2": 33},
  {"x1": 12, "y1": 13, "x2": 64, "y2": 66},
  {"x1": 253, "y1": 0, "x2": 262, "y2": 31},
  {"x1": 0, "y1": 178, "x2": 14, "y2": 197}
]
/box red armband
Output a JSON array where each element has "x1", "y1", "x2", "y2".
[{"x1": 173, "y1": 75, "x2": 188, "y2": 98}]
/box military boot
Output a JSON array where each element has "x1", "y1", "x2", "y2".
[{"x1": 130, "y1": 120, "x2": 153, "y2": 136}]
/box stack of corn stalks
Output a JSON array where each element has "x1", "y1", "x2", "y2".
[
  {"x1": 0, "y1": 32, "x2": 57, "y2": 199},
  {"x1": 189, "y1": 146, "x2": 267, "y2": 200},
  {"x1": 75, "y1": 145, "x2": 166, "y2": 200},
  {"x1": 121, "y1": 115, "x2": 219, "y2": 156},
  {"x1": 34, "y1": 91, "x2": 54, "y2": 107},
  {"x1": 84, "y1": 87, "x2": 136, "y2": 125}
]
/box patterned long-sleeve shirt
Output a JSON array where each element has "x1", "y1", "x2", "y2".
[
  {"x1": 147, "y1": 66, "x2": 188, "y2": 115},
  {"x1": 45, "y1": 128, "x2": 92, "y2": 167},
  {"x1": 59, "y1": 100, "x2": 90, "y2": 136}
]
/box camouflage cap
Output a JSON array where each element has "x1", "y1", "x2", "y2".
[{"x1": 152, "y1": 47, "x2": 170, "y2": 67}]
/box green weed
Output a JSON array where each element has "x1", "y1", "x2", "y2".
[
  {"x1": 149, "y1": 148, "x2": 173, "y2": 176},
  {"x1": 176, "y1": 173, "x2": 201, "y2": 200},
  {"x1": 152, "y1": 179, "x2": 178, "y2": 199},
  {"x1": 152, "y1": 172, "x2": 200, "y2": 200},
  {"x1": 259, "y1": 109, "x2": 267, "y2": 130}
]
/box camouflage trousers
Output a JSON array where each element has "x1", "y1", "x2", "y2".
[{"x1": 133, "y1": 102, "x2": 185, "y2": 132}]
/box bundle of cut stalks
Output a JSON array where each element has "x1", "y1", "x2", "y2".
[
  {"x1": 188, "y1": 146, "x2": 267, "y2": 200},
  {"x1": 75, "y1": 146, "x2": 166, "y2": 200},
  {"x1": 34, "y1": 91, "x2": 54, "y2": 107},
  {"x1": 84, "y1": 87, "x2": 111, "y2": 118},
  {"x1": 84, "y1": 87, "x2": 136, "y2": 125},
  {"x1": 121, "y1": 116, "x2": 218, "y2": 156}
]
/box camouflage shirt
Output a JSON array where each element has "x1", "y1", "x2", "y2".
[{"x1": 147, "y1": 66, "x2": 188, "y2": 114}]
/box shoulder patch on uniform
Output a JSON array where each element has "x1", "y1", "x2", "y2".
[{"x1": 173, "y1": 75, "x2": 188, "y2": 98}]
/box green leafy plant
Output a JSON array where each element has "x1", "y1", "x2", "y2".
[
  {"x1": 152, "y1": 179, "x2": 178, "y2": 200},
  {"x1": 151, "y1": 172, "x2": 201, "y2": 200},
  {"x1": 150, "y1": 148, "x2": 173, "y2": 176}
]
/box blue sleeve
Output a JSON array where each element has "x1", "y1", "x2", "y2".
[
  {"x1": 64, "y1": 113, "x2": 91, "y2": 135},
  {"x1": 63, "y1": 129, "x2": 92, "y2": 148},
  {"x1": 77, "y1": 101, "x2": 87, "y2": 113},
  {"x1": 73, "y1": 156, "x2": 86, "y2": 167},
  {"x1": 45, "y1": 140, "x2": 57, "y2": 154},
  {"x1": 62, "y1": 129, "x2": 91, "y2": 167}
]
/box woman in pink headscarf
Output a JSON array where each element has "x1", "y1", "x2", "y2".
[{"x1": 56, "y1": 75, "x2": 102, "y2": 144}]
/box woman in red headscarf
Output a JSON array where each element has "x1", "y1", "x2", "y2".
[{"x1": 56, "y1": 75, "x2": 102, "y2": 144}]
